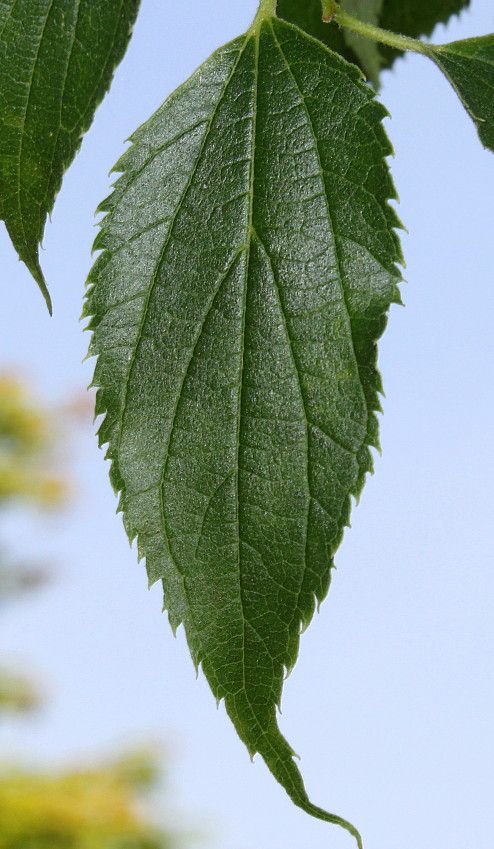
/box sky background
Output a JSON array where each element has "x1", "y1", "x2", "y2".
[{"x1": 1, "y1": 2, "x2": 494, "y2": 848}]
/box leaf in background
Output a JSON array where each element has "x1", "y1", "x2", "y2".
[
  {"x1": 277, "y1": 0, "x2": 358, "y2": 63},
  {"x1": 0, "y1": 0, "x2": 141, "y2": 312},
  {"x1": 378, "y1": 0, "x2": 470, "y2": 67},
  {"x1": 341, "y1": 0, "x2": 383, "y2": 85},
  {"x1": 428, "y1": 35, "x2": 494, "y2": 152},
  {"x1": 86, "y1": 15, "x2": 403, "y2": 845},
  {"x1": 277, "y1": 0, "x2": 383, "y2": 84}
]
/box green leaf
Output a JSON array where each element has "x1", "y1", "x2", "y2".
[
  {"x1": 340, "y1": 0, "x2": 383, "y2": 85},
  {"x1": 0, "y1": 0, "x2": 140, "y2": 312},
  {"x1": 86, "y1": 16, "x2": 403, "y2": 845},
  {"x1": 277, "y1": 0, "x2": 472, "y2": 84},
  {"x1": 277, "y1": 0, "x2": 358, "y2": 63},
  {"x1": 277, "y1": 0, "x2": 383, "y2": 83},
  {"x1": 429, "y1": 35, "x2": 494, "y2": 152},
  {"x1": 378, "y1": 0, "x2": 470, "y2": 67}
]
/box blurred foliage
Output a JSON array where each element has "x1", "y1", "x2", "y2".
[
  {"x1": 0, "y1": 752, "x2": 175, "y2": 849},
  {"x1": 0, "y1": 562, "x2": 47, "y2": 606},
  {"x1": 0, "y1": 666, "x2": 38, "y2": 714},
  {"x1": 0, "y1": 375, "x2": 66, "y2": 506},
  {"x1": 0, "y1": 375, "x2": 188, "y2": 849},
  {"x1": 0, "y1": 373, "x2": 67, "y2": 713},
  {"x1": 0, "y1": 373, "x2": 67, "y2": 714}
]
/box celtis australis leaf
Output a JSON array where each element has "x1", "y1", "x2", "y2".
[
  {"x1": 0, "y1": 0, "x2": 140, "y2": 312},
  {"x1": 85, "y1": 16, "x2": 403, "y2": 846},
  {"x1": 429, "y1": 35, "x2": 494, "y2": 152}
]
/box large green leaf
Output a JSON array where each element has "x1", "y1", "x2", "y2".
[
  {"x1": 428, "y1": 35, "x2": 494, "y2": 152},
  {"x1": 0, "y1": 0, "x2": 140, "y2": 312},
  {"x1": 86, "y1": 15, "x2": 402, "y2": 844},
  {"x1": 378, "y1": 0, "x2": 471, "y2": 67}
]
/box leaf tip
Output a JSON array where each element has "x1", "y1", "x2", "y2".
[{"x1": 25, "y1": 255, "x2": 52, "y2": 314}]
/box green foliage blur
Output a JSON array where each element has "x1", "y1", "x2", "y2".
[
  {"x1": 0, "y1": 376, "x2": 184, "y2": 849},
  {"x1": 0, "y1": 754, "x2": 174, "y2": 849},
  {"x1": 0, "y1": 373, "x2": 65, "y2": 713},
  {"x1": 0, "y1": 375, "x2": 65, "y2": 506}
]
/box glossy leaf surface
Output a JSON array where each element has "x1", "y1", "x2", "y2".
[
  {"x1": 0, "y1": 0, "x2": 140, "y2": 311},
  {"x1": 86, "y1": 16, "x2": 402, "y2": 844}
]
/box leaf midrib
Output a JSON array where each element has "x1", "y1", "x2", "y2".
[
  {"x1": 115, "y1": 35, "x2": 254, "y2": 674},
  {"x1": 15, "y1": 0, "x2": 56, "y2": 251},
  {"x1": 235, "y1": 30, "x2": 258, "y2": 700},
  {"x1": 41, "y1": 0, "x2": 82, "y2": 213}
]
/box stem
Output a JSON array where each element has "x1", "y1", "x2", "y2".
[
  {"x1": 251, "y1": 0, "x2": 277, "y2": 31},
  {"x1": 322, "y1": 0, "x2": 435, "y2": 57}
]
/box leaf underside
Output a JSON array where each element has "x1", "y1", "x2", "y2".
[
  {"x1": 86, "y1": 16, "x2": 402, "y2": 845},
  {"x1": 0, "y1": 0, "x2": 140, "y2": 311},
  {"x1": 430, "y1": 35, "x2": 494, "y2": 152}
]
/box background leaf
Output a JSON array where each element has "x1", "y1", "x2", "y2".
[
  {"x1": 277, "y1": 0, "x2": 471, "y2": 84},
  {"x1": 0, "y1": 0, "x2": 140, "y2": 311},
  {"x1": 378, "y1": 0, "x2": 471, "y2": 67},
  {"x1": 86, "y1": 15, "x2": 402, "y2": 845},
  {"x1": 277, "y1": 0, "x2": 383, "y2": 83},
  {"x1": 341, "y1": 0, "x2": 383, "y2": 86},
  {"x1": 428, "y1": 35, "x2": 494, "y2": 152},
  {"x1": 276, "y1": 0, "x2": 359, "y2": 66}
]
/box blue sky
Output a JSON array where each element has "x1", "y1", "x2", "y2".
[{"x1": 1, "y1": 2, "x2": 494, "y2": 848}]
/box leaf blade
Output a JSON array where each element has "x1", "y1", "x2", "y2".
[
  {"x1": 0, "y1": 0, "x2": 140, "y2": 310},
  {"x1": 86, "y1": 18, "x2": 402, "y2": 844}
]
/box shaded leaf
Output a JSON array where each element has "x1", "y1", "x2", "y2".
[
  {"x1": 0, "y1": 0, "x2": 141, "y2": 311},
  {"x1": 277, "y1": 0, "x2": 359, "y2": 64},
  {"x1": 379, "y1": 0, "x2": 471, "y2": 67},
  {"x1": 429, "y1": 35, "x2": 494, "y2": 152},
  {"x1": 86, "y1": 16, "x2": 402, "y2": 844},
  {"x1": 277, "y1": 0, "x2": 383, "y2": 83},
  {"x1": 341, "y1": 0, "x2": 383, "y2": 85},
  {"x1": 0, "y1": 754, "x2": 174, "y2": 848},
  {"x1": 277, "y1": 0, "x2": 471, "y2": 83}
]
